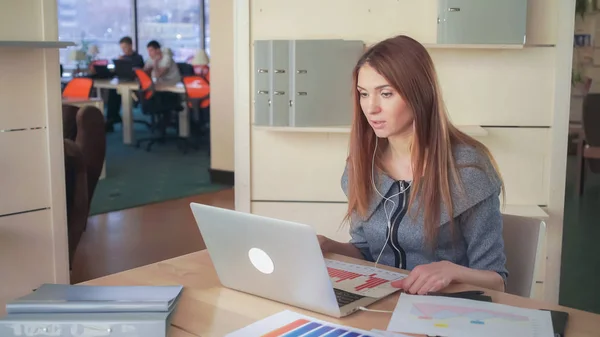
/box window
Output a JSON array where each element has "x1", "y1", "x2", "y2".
[
  {"x1": 57, "y1": 0, "x2": 207, "y2": 69},
  {"x1": 204, "y1": 0, "x2": 210, "y2": 56},
  {"x1": 137, "y1": 0, "x2": 203, "y2": 63},
  {"x1": 58, "y1": 0, "x2": 133, "y2": 69}
]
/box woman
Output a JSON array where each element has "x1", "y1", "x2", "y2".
[{"x1": 318, "y1": 35, "x2": 508, "y2": 294}]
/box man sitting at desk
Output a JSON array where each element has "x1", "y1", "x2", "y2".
[
  {"x1": 144, "y1": 40, "x2": 182, "y2": 85},
  {"x1": 105, "y1": 36, "x2": 145, "y2": 132}
]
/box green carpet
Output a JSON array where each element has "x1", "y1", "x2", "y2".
[
  {"x1": 89, "y1": 111, "x2": 230, "y2": 215},
  {"x1": 559, "y1": 155, "x2": 600, "y2": 314}
]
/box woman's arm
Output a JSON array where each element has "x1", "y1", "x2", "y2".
[
  {"x1": 392, "y1": 260, "x2": 505, "y2": 294},
  {"x1": 393, "y1": 190, "x2": 508, "y2": 294},
  {"x1": 318, "y1": 235, "x2": 365, "y2": 260},
  {"x1": 453, "y1": 263, "x2": 505, "y2": 291}
]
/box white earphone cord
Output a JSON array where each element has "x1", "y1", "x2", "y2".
[
  {"x1": 357, "y1": 306, "x2": 393, "y2": 313},
  {"x1": 370, "y1": 137, "x2": 412, "y2": 270}
]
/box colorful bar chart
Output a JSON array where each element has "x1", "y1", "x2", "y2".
[
  {"x1": 325, "y1": 259, "x2": 406, "y2": 298},
  {"x1": 387, "y1": 294, "x2": 555, "y2": 337},
  {"x1": 355, "y1": 274, "x2": 388, "y2": 292},
  {"x1": 327, "y1": 267, "x2": 362, "y2": 282},
  {"x1": 226, "y1": 310, "x2": 381, "y2": 337},
  {"x1": 262, "y1": 319, "x2": 372, "y2": 337}
]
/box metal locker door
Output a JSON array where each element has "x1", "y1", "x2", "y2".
[
  {"x1": 254, "y1": 40, "x2": 271, "y2": 125},
  {"x1": 437, "y1": 0, "x2": 527, "y2": 45},
  {"x1": 291, "y1": 40, "x2": 361, "y2": 127},
  {"x1": 270, "y1": 40, "x2": 290, "y2": 126}
]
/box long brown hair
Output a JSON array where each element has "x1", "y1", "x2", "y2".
[{"x1": 344, "y1": 35, "x2": 503, "y2": 249}]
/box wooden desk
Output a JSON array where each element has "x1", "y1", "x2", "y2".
[
  {"x1": 61, "y1": 97, "x2": 104, "y2": 111},
  {"x1": 93, "y1": 79, "x2": 189, "y2": 145},
  {"x1": 63, "y1": 77, "x2": 190, "y2": 145},
  {"x1": 81, "y1": 250, "x2": 600, "y2": 337}
]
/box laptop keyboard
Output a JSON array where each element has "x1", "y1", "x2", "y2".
[{"x1": 334, "y1": 288, "x2": 365, "y2": 307}]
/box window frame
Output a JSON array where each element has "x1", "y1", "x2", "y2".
[{"x1": 58, "y1": 0, "x2": 208, "y2": 70}]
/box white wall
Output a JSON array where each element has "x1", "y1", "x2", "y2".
[
  {"x1": 209, "y1": 0, "x2": 235, "y2": 172},
  {"x1": 234, "y1": 0, "x2": 573, "y2": 303},
  {"x1": 0, "y1": 0, "x2": 70, "y2": 313}
]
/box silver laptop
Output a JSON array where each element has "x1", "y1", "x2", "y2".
[{"x1": 189, "y1": 203, "x2": 401, "y2": 318}]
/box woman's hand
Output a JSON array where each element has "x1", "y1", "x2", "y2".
[{"x1": 391, "y1": 261, "x2": 459, "y2": 295}]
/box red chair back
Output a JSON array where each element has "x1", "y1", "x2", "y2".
[
  {"x1": 62, "y1": 78, "x2": 93, "y2": 99},
  {"x1": 133, "y1": 69, "x2": 154, "y2": 100},
  {"x1": 183, "y1": 76, "x2": 209, "y2": 99},
  {"x1": 183, "y1": 75, "x2": 210, "y2": 109}
]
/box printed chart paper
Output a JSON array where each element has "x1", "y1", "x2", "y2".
[
  {"x1": 226, "y1": 310, "x2": 385, "y2": 337},
  {"x1": 370, "y1": 329, "x2": 412, "y2": 337},
  {"x1": 387, "y1": 293, "x2": 555, "y2": 337},
  {"x1": 324, "y1": 259, "x2": 407, "y2": 298}
]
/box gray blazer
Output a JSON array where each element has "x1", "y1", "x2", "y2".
[{"x1": 341, "y1": 144, "x2": 509, "y2": 283}]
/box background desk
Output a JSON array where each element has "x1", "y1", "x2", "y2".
[
  {"x1": 92, "y1": 79, "x2": 189, "y2": 145},
  {"x1": 80, "y1": 250, "x2": 600, "y2": 337},
  {"x1": 62, "y1": 77, "x2": 190, "y2": 145}
]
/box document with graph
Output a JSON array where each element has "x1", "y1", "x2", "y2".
[
  {"x1": 325, "y1": 259, "x2": 407, "y2": 298},
  {"x1": 226, "y1": 310, "x2": 384, "y2": 337},
  {"x1": 387, "y1": 293, "x2": 555, "y2": 337}
]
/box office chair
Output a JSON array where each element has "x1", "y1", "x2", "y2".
[
  {"x1": 182, "y1": 75, "x2": 210, "y2": 151},
  {"x1": 177, "y1": 62, "x2": 195, "y2": 76},
  {"x1": 501, "y1": 213, "x2": 546, "y2": 298},
  {"x1": 132, "y1": 69, "x2": 191, "y2": 152},
  {"x1": 62, "y1": 78, "x2": 94, "y2": 99}
]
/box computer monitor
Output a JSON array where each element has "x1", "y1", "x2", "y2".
[{"x1": 112, "y1": 59, "x2": 136, "y2": 81}]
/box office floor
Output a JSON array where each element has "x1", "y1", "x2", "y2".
[
  {"x1": 70, "y1": 188, "x2": 234, "y2": 284},
  {"x1": 90, "y1": 109, "x2": 227, "y2": 215},
  {"x1": 71, "y1": 155, "x2": 600, "y2": 314}
]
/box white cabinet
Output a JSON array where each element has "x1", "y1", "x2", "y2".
[{"x1": 0, "y1": 0, "x2": 73, "y2": 313}]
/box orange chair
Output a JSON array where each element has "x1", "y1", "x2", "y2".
[
  {"x1": 134, "y1": 68, "x2": 154, "y2": 100},
  {"x1": 62, "y1": 78, "x2": 94, "y2": 99},
  {"x1": 182, "y1": 75, "x2": 210, "y2": 149}
]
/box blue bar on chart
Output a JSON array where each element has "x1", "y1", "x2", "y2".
[
  {"x1": 282, "y1": 322, "x2": 321, "y2": 337},
  {"x1": 323, "y1": 329, "x2": 348, "y2": 336},
  {"x1": 303, "y1": 325, "x2": 335, "y2": 336},
  {"x1": 342, "y1": 333, "x2": 361, "y2": 337},
  {"x1": 277, "y1": 320, "x2": 374, "y2": 337}
]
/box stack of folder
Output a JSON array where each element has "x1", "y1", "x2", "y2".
[{"x1": 0, "y1": 283, "x2": 183, "y2": 337}]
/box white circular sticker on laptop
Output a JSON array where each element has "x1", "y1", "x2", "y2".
[{"x1": 248, "y1": 248, "x2": 274, "y2": 274}]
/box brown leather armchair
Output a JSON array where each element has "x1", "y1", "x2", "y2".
[{"x1": 62, "y1": 104, "x2": 106, "y2": 268}]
